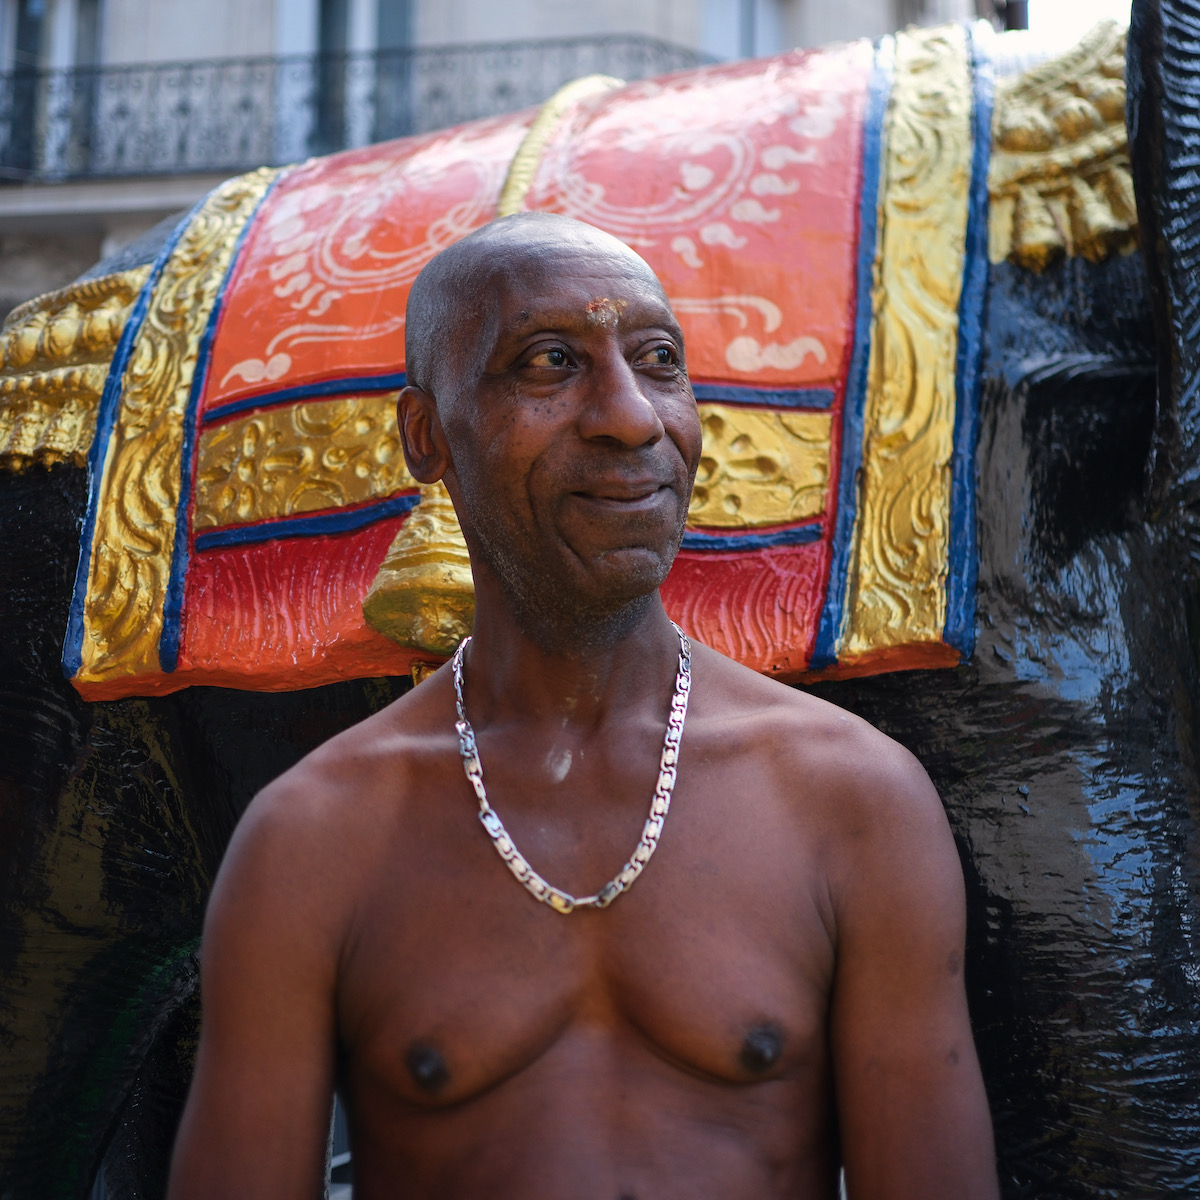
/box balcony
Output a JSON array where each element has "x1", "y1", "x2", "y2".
[{"x1": 0, "y1": 35, "x2": 711, "y2": 184}]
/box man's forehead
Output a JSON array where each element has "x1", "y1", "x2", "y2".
[{"x1": 485, "y1": 244, "x2": 674, "y2": 336}]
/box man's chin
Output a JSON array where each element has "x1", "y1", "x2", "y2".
[
  {"x1": 574, "y1": 544, "x2": 676, "y2": 604},
  {"x1": 476, "y1": 530, "x2": 680, "y2": 639}
]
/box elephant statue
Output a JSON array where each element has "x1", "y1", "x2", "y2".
[{"x1": 1, "y1": 4, "x2": 1198, "y2": 1196}]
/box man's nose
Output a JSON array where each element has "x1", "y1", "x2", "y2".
[{"x1": 576, "y1": 350, "x2": 665, "y2": 448}]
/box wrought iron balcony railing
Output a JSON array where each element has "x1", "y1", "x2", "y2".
[{"x1": 0, "y1": 35, "x2": 711, "y2": 183}]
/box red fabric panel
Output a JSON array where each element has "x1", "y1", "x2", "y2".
[
  {"x1": 661, "y1": 540, "x2": 830, "y2": 677},
  {"x1": 523, "y1": 43, "x2": 871, "y2": 389},
  {"x1": 175, "y1": 517, "x2": 418, "y2": 690},
  {"x1": 202, "y1": 113, "x2": 533, "y2": 413}
]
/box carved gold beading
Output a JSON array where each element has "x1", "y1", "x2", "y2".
[
  {"x1": 75, "y1": 167, "x2": 281, "y2": 689},
  {"x1": 839, "y1": 24, "x2": 974, "y2": 659},
  {"x1": 989, "y1": 20, "x2": 1135, "y2": 271},
  {"x1": 0, "y1": 266, "x2": 151, "y2": 471},
  {"x1": 194, "y1": 393, "x2": 415, "y2": 529}
]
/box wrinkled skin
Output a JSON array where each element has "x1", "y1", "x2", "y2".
[{"x1": 2, "y1": 7, "x2": 1200, "y2": 1196}]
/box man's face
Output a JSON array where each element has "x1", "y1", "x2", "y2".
[{"x1": 439, "y1": 237, "x2": 702, "y2": 628}]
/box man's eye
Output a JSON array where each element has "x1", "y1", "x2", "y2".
[
  {"x1": 528, "y1": 348, "x2": 570, "y2": 368},
  {"x1": 639, "y1": 346, "x2": 677, "y2": 367}
]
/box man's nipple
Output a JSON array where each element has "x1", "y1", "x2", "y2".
[
  {"x1": 740, "y1": 1023, "x2": 784, "y2": 1075},
  {"x1": 406, "y1": 1041, "x2": 450, "y2": 1095}
]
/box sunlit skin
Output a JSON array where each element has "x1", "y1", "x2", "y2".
[{"x1": 167, "y1": 215, "x2": 999, "y2": 1200}]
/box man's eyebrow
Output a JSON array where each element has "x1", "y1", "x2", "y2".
[{"x1": 496, "y1": 305, "x2": 684, "y2": 340}]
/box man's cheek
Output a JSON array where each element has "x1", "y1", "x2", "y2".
[{"x1": 674, "y1": 423, "x2": 704, "y2": 479}]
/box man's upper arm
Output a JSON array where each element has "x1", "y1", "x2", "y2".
[
  {"x1": 827, "y1": 739, "x2": 999, "y2": 1200},
  {"x1": 168, "y1": 779, "x2": 342, "y2": 1200}
]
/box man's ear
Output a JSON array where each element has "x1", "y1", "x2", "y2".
[{"x1": 397, "y1": 384, "x2": 451, "y2": 484}]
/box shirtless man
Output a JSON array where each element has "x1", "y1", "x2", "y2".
[{"x1": 167, "y1": 212, "x2": 999, "y2": 1200}]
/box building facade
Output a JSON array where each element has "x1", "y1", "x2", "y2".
[{"x1": 0, "y1": 0, "x2": 992, "y2": 318}]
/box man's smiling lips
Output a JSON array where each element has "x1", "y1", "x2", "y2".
[{"x1": 569, "y1": 480, "x2": 673, "y2": 513}]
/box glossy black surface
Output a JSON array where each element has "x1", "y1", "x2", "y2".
[{"x1": 812, "y1": 243, "x2": 1200, "y2": 1195}]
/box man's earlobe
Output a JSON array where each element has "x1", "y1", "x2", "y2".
[{"x1": 397, "y1": 384, "x2": 451, "y2": 484}]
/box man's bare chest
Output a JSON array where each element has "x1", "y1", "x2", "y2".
[{"x1": 333, "y1": 786, "x2": 836, "y2": 1111}]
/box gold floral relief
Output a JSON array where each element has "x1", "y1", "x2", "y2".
[
  {"x1": 839, "y1": 24, "x2": 973, "y2": 659},
  {"x1": 76, "y1": 167, "x2": 281, "y2": 688},
  {"x1": 689, "y1": 405, "x2": 832, "y2": 529},
  {"x1": 0, "y1": 266, "x2": 151, "y2": 471},
  {"x1": 194, "y1": 393, "x2": 415, "y2": 529},
  {"x1": 989, "y1": 20, "x2": 1134, "y2": 271},
  {"x1": 196, "y1": 395, "x2": 830, "y2": 541}
]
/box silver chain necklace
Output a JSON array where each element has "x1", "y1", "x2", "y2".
[{"x1": 451, "y1": 623, "x2": 692, "y2": 915}]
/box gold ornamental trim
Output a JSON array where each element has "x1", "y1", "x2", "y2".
[
  {"x1": 0, "y1": 266, "x2": 151, "y2": 471},
  {"x1": 989, "y1": 20, "x2": 1135, "y2": 271},
  {"x1": 75, "y1": 167, "x2": 281, "y2": 688},
  {"x1": 839, "y1": 24, "x2": 975, "y2": 660},
  {"x1": 689, "y1": 405, "x2": 832, "y2": 529},
  {"x1": 496, "y1": 73, "x2": 624, "y2": 218},
  {"x1": 194, "y1": 392, "x2": 415, "y2": 529}
]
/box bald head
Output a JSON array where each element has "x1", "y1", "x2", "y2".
[{"x1": 404, "y1": 213, "x2": 670, "y2": 398}]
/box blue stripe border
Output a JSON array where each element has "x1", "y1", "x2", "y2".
[
  {"x1": 62, "y1": 197, "x2": 209, "y2": 680},
  {"x1": 203, "y1": 371, "x2": 409, "y2": 426},
  {"x1": 943, "y1": 22, "x2": 992, "y2": 658},
  {"x1": 680, "y1": 523, "x2": 823, "y2": 553},
  {"x1": 691, "y1": 383, "x2": 835, "y2": 410},
  {"x1": 193, "y1": 492, "x2": 421, "y2": 552},
  {"x1": 810, "y1": 37, "x2": 894, "y2": 670},
  {"x1": 159, "y1": 174, "x2": 285, "y2": 672}
]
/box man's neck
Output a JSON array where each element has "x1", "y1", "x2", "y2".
[{"x1": 461, "y1": 587, "x2": 682, "y2": 733}]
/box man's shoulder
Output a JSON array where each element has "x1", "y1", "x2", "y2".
[
  {"x1": 202, "y1": 671, "x2": 466, "y2": 970},
  {"x1": 235, "y1": 671, "x2": 460, "y2": 861},
  {"x1": 689, "y1": 641, "x2": 940, "y2": 824},
  {"x1": 689, "y1": 645, "x2": 957, "y2": 935}
]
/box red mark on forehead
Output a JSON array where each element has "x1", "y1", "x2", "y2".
[{"x1": 585, "y1": 296, "x2": 627, "y2": 328}]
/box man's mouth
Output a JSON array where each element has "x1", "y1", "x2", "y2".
[{"x1": 571, "y1": 481, "x2": 671, "y2": 508}]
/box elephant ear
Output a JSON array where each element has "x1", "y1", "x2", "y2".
[{"x1": 1128, "y1": 0, "x2": 1200, "y2": 507}]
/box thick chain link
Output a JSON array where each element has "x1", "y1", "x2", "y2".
[{"x1": 451, "y1": 624, "x2": 692, "y2": 915}]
